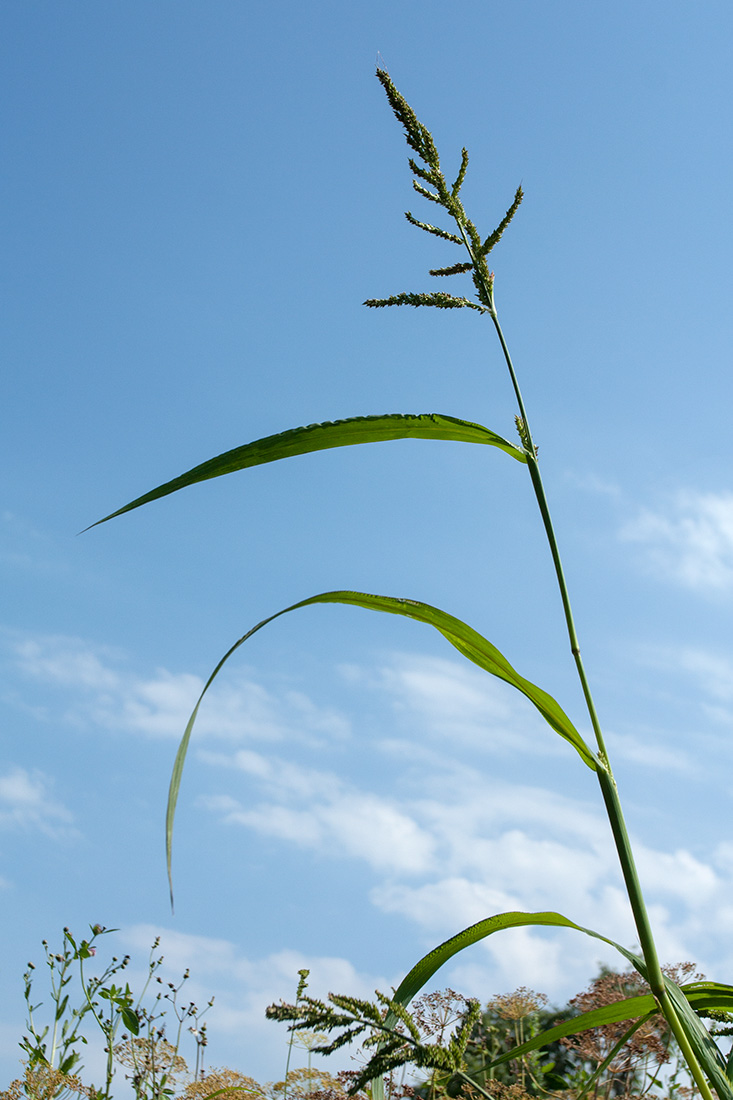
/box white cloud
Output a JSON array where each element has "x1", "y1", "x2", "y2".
[
  {"x1": 199, "y1": 748, "x2": 435, "y2": 874},
  {"x1": 371, "y1": 877, "x2": 523, "y2": 930},
  {"x1": 621, "y1": 490, "x2": 733, "y2": 591},
  {"x1": 5, "y1": 631, "x2": 350, "y2": 745},
  {"x1": 200, "y1": 745, "x2": 622, "y2": 930},
  {"x1": 633, "y1": 642, "x2": 733, "y2": 732},
  {"x1": 672, "y1": 648, "x2": 733, "y2": 703},
  {"x1": 607, "y1": 731, "x2": 696, "y2": 774},
  {"x1": 566, "y1": 472, "x2": 623, "y2": 500},
  {"x1": 0, "y1": 766, "x2": 75, "y2": 838},
  {"x1": 196, "y1": 731, "x2": 733, "y2": 995},
  {"x1": 634, "y1": 845, "x2": 718, "y2": 905}
]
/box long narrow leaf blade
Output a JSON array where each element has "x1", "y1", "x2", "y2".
[
  {"x1": 166, "y1": 591, "x2": 597, "y2": 903},
  {"x1": 486, "y1": 986, "x2": 733, "y2": 1075},
  {"x1": 684, "y1": 982, "x2": 733, "y2": 1014},
  {"x1": 390, "y1": 911, "x2": 646, "y2": 1009},
  {"x1": 487, "y1": 996, "x2": 657, "y2": 1067},
  {"x1": 487, "y1": 985, "x2": 733, "y2": 1080},
  {"x1": 89, "y1": 413, "x2": 527, "y2": 528},
  {"x1": 320, "y1": 593, "x2": 597, "y2": 768},
  {"x1": 664, "y1": 979, "x2": 730, "y2": 1098}
]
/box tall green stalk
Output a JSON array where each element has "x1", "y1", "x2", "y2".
[{"x1": 485, "y1": 282, "x2": 715, "y2": 1100}]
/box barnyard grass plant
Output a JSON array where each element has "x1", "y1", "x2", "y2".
[{"x1": 91, "y1": 70, "x2": 733, "y2": 1100}]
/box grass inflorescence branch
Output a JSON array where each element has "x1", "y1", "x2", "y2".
[{"x1": 364, "y1": 291, "x2": 488, "y2": 312}]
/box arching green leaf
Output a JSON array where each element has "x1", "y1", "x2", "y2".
[
  {"x1": 663, "y1": 979, "x2": 731, "y2": 1098},
  {"x1": 485, "y1": 983, "x2": 733, "y2": 1074},
  {"x1": 89, "y1": 413, "x2": 526, "y2": 529},
  {"x1": 376, "y1": 913, "x2": 731, "y2": 1100},
  {"x1": 166, "y1": 591, "x2": 597, "y2": 904},
  {"x1": 389, "y1": 911, "x2": 646, "y2": 1011},
  {"x1": 488, "y1": 996, "x2": 657, "y2": 1066},
  {"x1": 367, "y1": 911, "x2": 648, "y2": 1100},
  {"x1": 684, "y1": 982, "x2": 733, "y2": 1014}
]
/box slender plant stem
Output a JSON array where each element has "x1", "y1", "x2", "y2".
[
  {"x1": 282, "y1": 970, "x2": 310, "y2": 1100},
  {"x1": 476, "y1": 278, "x2": 716, "y2": 1100},
  {"x1": 49, "y1": 964, "x2": 62, "y2": 1069},
  {"x1": 488, "y1": 308, "x2": 673, "y2": 987}
]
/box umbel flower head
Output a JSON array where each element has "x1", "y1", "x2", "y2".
[{"x1": 365, "y1": 69, "x2": 522, "y2": 317}]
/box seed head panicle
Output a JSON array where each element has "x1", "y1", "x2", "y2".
[{"x1": 369, "y1": 69, "x2": 522, "y2": 317}]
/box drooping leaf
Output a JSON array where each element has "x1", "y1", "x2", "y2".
[
  {"x1": 389, "y1": 911, "x2": 646, "y2": 1012},
  {"x1": 88, "y1": 413, "x2": 526, "y2": 529},
  {"x1": 663, "y1": 978, "x2": 731, "y2": 1099},
  {"x1": 167, "y1": 592, "x2": 597, "y2": 903},
  {"x1": 483, "y1": 984, "x2": 733, "y2": 1074},
  {"x1": 368, "y1": 911, "x2": 647, "y2": 1100},
  {"x1": 484, "y1": 1004, "x2": 656, "y2": 1074},
  {"x1": 683, "y1": 982, "x2": 733, "y2": 1014}
]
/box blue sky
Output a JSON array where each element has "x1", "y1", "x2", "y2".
[{"x1": 3, "y1": 0, "x2": 733, "y2": 1089}]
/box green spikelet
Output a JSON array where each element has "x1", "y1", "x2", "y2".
[
  {"x1": 266, "y1": 985, "x2": 483, "y2": 1096},
  {"x1": 481, "y1": 185, "x2": 524, "y2": 255},
  {"x1": 515, "y1": 414, "x2": 536, "y2": 455},
  {"x1": 364, "y1": 291, "x2": 488, "y2": 312},
  {"x1": 451, "y1": 147, "x2": 469, "y2": 196},
  {"x1": 429, "y1": 261, "x2": 473, "y2": 278},
  {"x1": 412, "y1": 179, "x2": 443, "y2": 206},
  {"x1": 404, "y1": 211, "x2": 462, "y2": 244},
  {"x1": 408, "y1": 158, "x2": 439, "y2": 186}
]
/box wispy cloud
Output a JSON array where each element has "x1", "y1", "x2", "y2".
[
  {"x1": 199, "y1": 748, "x2": 436, "y2": 874},
  {"x1": 5, "y1": 630, "x2": 350, "y2": 745},
  {"x1": 200, "y1": 746, "x2": 618, "y2": 925},
  {"x1": 671, "y1": 647, "x2": 733, "y2": 703},
  {"x1": 198, "y1": 730, "x2": 733, "y2": 993},
  {"x1": 606, "y1": 732, "x2": 697, "y2": 774},
  {"x1": 621, "y1": 491, "x2": 733, "y2": 592},
  {"x1": 0, "y1": 766, "x2": 75, "y2": 838},
  {"x1": 634, "y1": 642, "x2": 733, "y2": 730}
]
